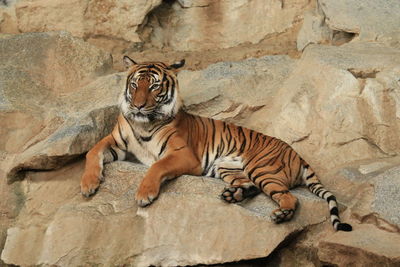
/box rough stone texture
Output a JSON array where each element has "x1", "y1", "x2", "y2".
[
  {"x1": 147, "y1": 0, "x2": 313, "y2": 51},
  {"x1": 2, "y1": 1, "x2": 400, "y2": 265},
  {"x1": 296, "y1": 9, "x2": 333, "y2": 51},
  {"x1": 14, "y1": 0, "x2": 162, "y2": 42},
  {"x1": 178, "y1": 43, "x2": 400, "y2": 171},
  {"x1": 319, "y1": 0, "x2": 400, "y2": 43},
  {"x1": 318, "y1": 224, "x2": 400, "y2": 266},
  {"x1": 0, "y1": 0, "x2": 18, "y2": 34},
  {"x1": 179, "y1": 55, "x2": 296, "y2": 121},
  {"x1": 0, "y1": 31, "x2": 119, "y2": 182},
  {"x1": 1, "y1": 161, "x2": 328, "y2": 267},
  {"x1": 246, "y1": 43, "x2": 400, "y2": 170},
  {"x1": 371, "y1": 166, "x2": 400, "y2": 227}
]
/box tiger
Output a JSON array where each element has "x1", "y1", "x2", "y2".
[{"x1": 80, "y1": 56, "x2": 352, "y2": 232}]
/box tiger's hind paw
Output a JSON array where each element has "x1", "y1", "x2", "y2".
[
  {"x1": 221, "y1": 185, "x2": 259, "y2": 203},
  {"x1": 270, "y1": 208, "x2": 294, "y2": 223}
]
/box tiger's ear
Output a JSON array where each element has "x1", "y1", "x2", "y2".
[
  {"x1": 123, "y1": 55, "x2": 136, "y2": 69},
  {"x1": 168, "y1": 59, "x2": 185, "y2": 72}
]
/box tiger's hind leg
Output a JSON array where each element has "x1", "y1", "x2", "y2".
[
  {"x1": 214, "y1": 157, "x2": 260, "y2": 203},
  {"x1": 221, "y1": 175, "x2": 260, "y2": 203},
  {"x1": 256, "y1": 174, "x2": 298, "y2": 223}
]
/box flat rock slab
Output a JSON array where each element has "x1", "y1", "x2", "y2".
[
  {"x1": 318, "y1": 224, "x2": 400, "y2": 266},
  {"x1": 0, "y1": 31, "x2": 123, "y2": 182},
  {"x1": 319, "y1": 0, "x2": 400, "y2": 42},
  {"x1": 178, "y1": 55, "x2": 296, "y2": 121},
  {"x1": 1, "y1": 161, "x2": 329, "y2": 266}
]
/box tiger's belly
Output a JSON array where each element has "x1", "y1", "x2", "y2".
[{"x1": 202, "y1": 156, "x2": 244, "y2": 178}]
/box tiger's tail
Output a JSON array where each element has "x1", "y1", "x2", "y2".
[{"x1": 301, "y1": 161, "x2": 352, "y2": 231}]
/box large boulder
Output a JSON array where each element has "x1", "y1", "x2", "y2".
[
  {"x1": 319, "y1": 0, "x2": 400, "y2": 43},
  {"x1": 0, "y1": 31, "x2": 120, "y2": 182},
  {"x1": 179, "y1": 55, "x2": 296, "y2": 121},
  {"x1": 297, "y1": 0, "x2": 400, "y2": 50},
  {"x1": 14, "y1": 0, "x2": 162, "y2": 43},
  {"x1": 148, "y1": 0, "x2": 313, "y2": 51},
  {"x1": 0, "y1": 161, "x2": 330, "y2": 266},
  {"x1": 179, "y1": 43, "x2": 400, "y2": 171}
]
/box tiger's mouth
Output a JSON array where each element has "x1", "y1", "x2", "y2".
[{"x1": 125, "y1": 106, "x2": 167, "y2": 123}]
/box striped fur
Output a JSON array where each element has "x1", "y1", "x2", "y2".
[{"x1": 81, "y1": 56, "x2": 352, "y2": 231}]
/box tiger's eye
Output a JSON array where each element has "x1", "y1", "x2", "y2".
[
  {"x1": 150, "y1": 84, "x2": 160, "y2": 90},
  {"x1": 130, "y1": 82, "x2": 137, "y2": 89}
]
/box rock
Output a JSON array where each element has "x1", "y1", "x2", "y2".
[
  {"x1": 344, "y1": 164, "x2": 400, "y2": 233},
  {"x1": 319, "y1": 0, "x2": 400, "y2": 43},
  {"x1": 178, "y1": 43, "x2": 400, "y2": 171},
  {"x1": 244, "y1": 43, "x2": 400, "y2": 170},
  {"x1": 14, "y1": 0, "x2": 162, "y2": 43},
  {"x1": 1, "y1": 161, "x2": 330, "y2": 267},
  {"x1": 147, "y1": 0, "x2": 313, "y2": 51},
  {"x1": 179, "y1": 55, "x2": 296, "y2": 121},
  {"x1": 318, "y1": 224, "x2": 400, "y2": 266},
  {"x1": 0, "y1": 0, "x2": 18, "y2": 34},
  {"x1": 0, "y1": 32, "x2": 121, "y2": 182},
  {"x1": 296, "y1": 9, "x2": 333, "y2": 51}
]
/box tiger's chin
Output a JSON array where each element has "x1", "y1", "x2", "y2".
[{"x1": 123, "y1": 110, "x2": 172, "y2": 124}]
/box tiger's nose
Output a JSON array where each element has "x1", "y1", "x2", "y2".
[{"x1": 133, "y1": 103, "x2": 146, "y2": 110}]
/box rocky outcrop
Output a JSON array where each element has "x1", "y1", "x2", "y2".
[
  {"x1": 179, "y1": 55, "x2": 296, "y2": 120},
  {"x1": 0, "y1": 32, "x2": 117, "y2": 182},
  {"x1": 147, "y1": 0, "x2": 313, "y2": 51},
  {"x1": 297, "y1": 0, "x2": 400, "y2": 50},
  {"x1": 1, "y1": 1, "x2": 400, "y2": 266},
  {"x1": 0, "y1": 161, "x2": 329, "y2": 266},
  {"x1": 319, "y1": 0, "x2": 400, "y2": 43},
  {"x1": 14, "y1": 0, "x2": 162, "y2": 43},
  {"x1": 179, "y1": 43, "x2": 400, "y2": 171}
]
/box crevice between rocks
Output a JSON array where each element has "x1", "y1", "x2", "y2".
[
  {"x1": 6, "y1": 154, "x2": 84, "y2": 184},
  {"x1": 336, "y1": 136, "x2": 396, "y2": 157},
  {"x1": 353, "y1": 212, "x2": 400, "y2": 233}
]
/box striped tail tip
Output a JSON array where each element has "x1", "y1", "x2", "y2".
[{"x1": 336, "y1": 223, "x2": 352, "y2": 232}]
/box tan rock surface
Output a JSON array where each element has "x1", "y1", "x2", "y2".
[
  {"x1": 0, "y1": 32, "x2": 117, "y2": 182},
  {"x1": 318, "y1": 224, "x2": 400, "y2": 266},
  {"x1": 179, "y1": 55, "x2": 296, "y2": 121},
  {"x1": 14, "y1": 0, "x2": 162, "y2": 43},
  {"x1": 1, "y1": 161, "x2": 329, "y2": 267},
  {"x1": 319, "y1": 0, "x2": 400, "y2": 43},
  {"x1": 147, "y1": 0, "x2": 313, "y2": 51},
  {"x1": 1, "y1": 1, "x2": 400, "y2": 265},
  {"x1": 246, "y1": 43, "x2": 400, "y2": 170}
]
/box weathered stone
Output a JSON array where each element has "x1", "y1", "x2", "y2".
[
  {"x1": 178, "y1": 43, "x2": 400, "y2": 171},
  {"x1": 148, "y1": 0, "x2": 313, "y2": 51},
  {"x1": 14, "y1": 0, "x2": 162, "y2": 42},
  {"x1": 1, "y1": 161, "x2": 329, "y2": 266},
  {"x1": 244, "y1": 43, "x2": 400, "y2": 170},
  {"x1": 0, "y1": 0, "x2": 18, "y2": 34},
  {"x1": 296, "y1": 9, "x2": 333, "y2": 51},
  {"x1": 319, "y1": 0, "x2": 400, "y2": 43},
  {"x1": 179, "y1": 55, "x2": 296, "y2": 121},
  {"x1": 0, "y1": 32, "x2": 120, "y2": 182},
  {"x1": 318, "y1": 224, "x2": 400, "y2": 266}
]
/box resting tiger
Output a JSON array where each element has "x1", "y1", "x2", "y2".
[{"x1": 80, "y1": 56, "x2": 352, "y2": 231}]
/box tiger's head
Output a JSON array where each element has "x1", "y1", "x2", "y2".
[{"x1": 120, "y1": 56, "x2": 185, "y2": 123}]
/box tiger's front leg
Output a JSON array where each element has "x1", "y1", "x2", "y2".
[
  {"x1": 135, "y1": 143, "x2": 202, "y2": 207},
  {"x1": 81, "y1": 134, "x2": 126, "y2": 197}
]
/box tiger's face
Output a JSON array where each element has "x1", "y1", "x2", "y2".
[{"x1": 120, "y1": 56, "x2": 185, "y2": 123}]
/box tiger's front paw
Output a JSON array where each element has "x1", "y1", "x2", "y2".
[
  {"x1": 80, "y1": 171, "x2": 102, "y2": 197},
  {"x1": 135, "y1": 181, "x2": 160, "y2": 207}
]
